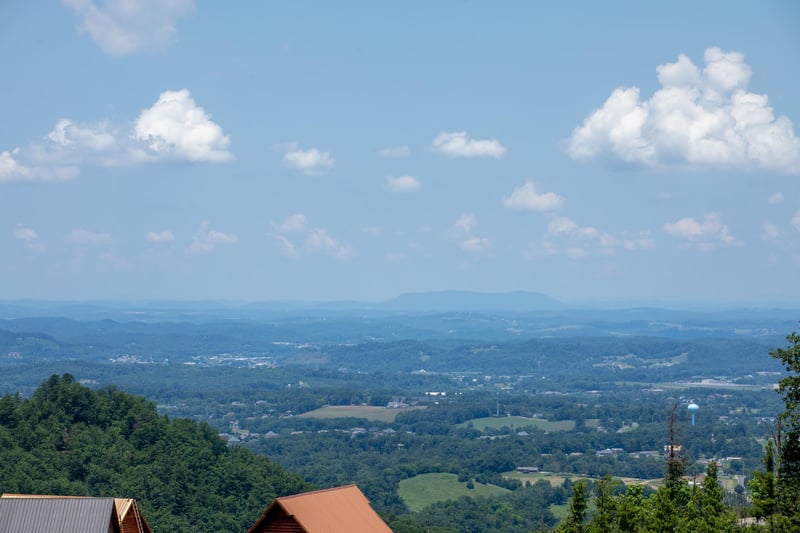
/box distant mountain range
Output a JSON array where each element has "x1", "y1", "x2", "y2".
[{"x1": 381, "y1": 290, "x2": 565, "y2": 312}]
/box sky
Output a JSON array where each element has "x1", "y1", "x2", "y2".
[{"x1": 1, "y1": 1, "x2": 800, "y2": 305}]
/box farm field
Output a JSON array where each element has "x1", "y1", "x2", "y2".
[
  {"x1": 505, "y1": 471, "x2": 662, "y2": 489},
  {"x1": 297, "y1": 404, "x2": 426, "y2": 422},
  {"x1": 398, "y1": 472, "x2": 511, "y2": 513},
  {"x1": 458, "y1": 415, "x2": 576, "y2": 432}
]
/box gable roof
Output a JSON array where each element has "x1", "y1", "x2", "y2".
[
  {"x1": 0, "y1": 496, "x2": 119, "y2": 533},
  {"x1": 248, "y1": 485, "x2": 392, "y2": 533},
  {"x1": 1, "y1": 495, "x2": 151, "y2": 533}
]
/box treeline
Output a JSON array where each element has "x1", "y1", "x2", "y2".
[{"x1": 0, "y1": 374, "x2": 311, "y2": 532}]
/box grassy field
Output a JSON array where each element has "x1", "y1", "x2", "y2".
[
  {"x1": 458, "y1": 415, "x2": 575, "y2": 432},
  {"x1": 505, "y1": 471, "x2": 662, "y2": 489},
  {"x1": 398, "y1": 473, "x2": 510, "y2": 512},
  {"x1": 297, "y1": 404, "x2": 425, "y2": 422}
]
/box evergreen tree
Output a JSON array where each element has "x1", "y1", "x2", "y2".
[
  {"x1": 558, "y1": 480, "x2": 588, "y2": 533},
  {"x1": 770, "y1": 328, "x2": 800, "y2": 525}
]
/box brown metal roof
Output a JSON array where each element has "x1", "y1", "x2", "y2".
[
  {"x1": 0, "y1": 496, "x2": 119, "y2": 533},
  {"x1": 248, "y1": 485, "x2": 392, "y2": 533}
]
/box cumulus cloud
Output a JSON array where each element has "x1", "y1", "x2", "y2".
[
  {"x1": 13, "y1": 225, "x2": 46, "y2": 254},
  {"x1": 186, "y1": 222, "x2": 237, "y2": 255},
  {"x1": 768, "y1": 192, "x2": 784, "y2": 205},
  {"x1": 530, "y1": 216, "x2": 653, "y2": 259},
  {"x1": 282, "y1": 145, "x2": 335, "y2": 175},
  {"x1": 13, "y1": 226, "x2": 38, "y2": 241},
  {"x1": 1, "y1": 90, "x2": 230, "y2": 183},
  {"x1": 453, "y1": 213, "x2": 490, "y2": 253},
  {"x1": 145, "y1": 230, "x2": 175, "y2": 243},
  {"x1": 663, "y1": 213, "x2": 734, "y2": 249},
  {"x1": 432, "y1": 131, "x2": 506, "y2": 159},
  {"x1": 0, "y1": 150, "x2": 78, "y2": 183},
  {"x1": 454, "y1": 213, "x2": 477, "y2": 234},
  {"x1": 273, "y1": 213, "x2": 307, "y2": 233},
  {"x1": 305, "y1": 228, "x2": 354, "y2": 259},
  {"x1": 386, "y1": 175, "x2": 420, "y2": 193},
  {"x1": 503, "y1": 181, "x2": 564, "y2": 212},
  {"x1": 533, "y1": 215, "x2": 628, "y2": 259},
  {"x1": 378, "y1": 145, "x2": 411, "y2": 158},
  {"x1": 623, "y1": 236, "x2": 655, "y2": 250},
  {"x1": 134, "y1": 89, "x2": 232, "y2": 162},
  {"x1": 460, "y1": 236, "x2": 490, "y2": 253},
  {"x1": 272, "y1": 214, "x2": 353, "y2": 259},
  {"x1": 568, "y1": 47, "x2": 800, "y2": 173},
  {"x1": 62, "y1": 0, "x2": 194, "y2": 56},
  {"x1": 762, "y1": 222, "x2": 779, "y2": 240},
  {"x1": 65, "y1": 229, "x2": 113, "y2": 246},
  {"x1": 547, "y1": 216, "x2": 598, "y2": 238}
]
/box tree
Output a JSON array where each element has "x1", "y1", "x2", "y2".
[
  {"x1": 749, "y1": 439, "x2": 777, "y2": 519},
  {"x1": 664, "y1": 401, "x2": 687, "y2": 504},
  {"x1": 558, "y1": 480, "x2": 588, "y2": 533},
  {"x1": 770, "y1": 328, "x2": 800, "y2": 525},
  {"x1": 588, "y1": 475, "x2": 618, "y2": 533}
]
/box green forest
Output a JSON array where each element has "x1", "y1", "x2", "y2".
[
  {"x1": 1, "y1": 309, "x2": 799, "y2": 531},
  {"x1": 0, "y1": 374, "x2": 311, "y2": 532}
]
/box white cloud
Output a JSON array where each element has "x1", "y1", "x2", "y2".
[
  {"x1": 568, "y1": 47, "x2": 800, "y2": 174},
  {"x1": 565, "y1": 247, "x2": 588, "y2": 260},
  {"x1": 275, "y1": 235, "x2": 300, "y2": 258},
  {"x1": 13, "y1": 226, "x2": 38, "y2": 241},
  {"x1": 663, "y1": 213, "x2": 735, "y2": 248},
  {"x1": 454, "y1": 213, "x2": 477, "y2": 234},
  {"x1": 432, "y1": 131, "x2": 506, "y2": 159},
  {"x1": 460, "y1": 236, "x2": 490, "y2": 253},
  {"x1": 99, "y1": 251, "x2": 130, "y2": 270},
  {"x1": 768, "y1": 192, "x2": 784, "y2": 205},
  {"x1": 452, "y1": 213, "x2": 490, "y2": 253},
  {"x1": 14, "y1": 225, "x2": 46, "y2": 254},
  {"x1": 762, "y1": 222, "x2": 779, "y2": 240},
  {"x1": 793, "y1": 211, "x2": 800, "y2": 233},
  {"x1": 62, "y1": 0, "x2": 194, "y2": 56},
  {"x1": 547, "y1": 216, "x2": 598, "y2": 238},
  {"x1": 386, "y1": 175, "x2": 420, "y2": 193},
  {"x1": 503, "y1": 181, "x2": 564, "y2": 212},
  {"x1": 305, "y1": 228, "x2": 354, "y2": 259},
  {"x1": 272, "y1": 215, "x2": 353, "y2": 259},
  {"x1": 378, "y1": 146, "x2": 411, "y2": 158},
  {"x1": 282, "y1": 146, "x2": 335, "y2": 175},
  {"x1": 0, "y1": 151, "x2": 31, "y2": 182},
  {"x1": 145, "y1": 230, "x2": 175, "y2": 243},
  {"x1": 65, "y1": 229, "x2": 113, "y2": 246},
  {"x1": 273, "y1": 214, "x2": 307, "y2": 233},
  {"x1": 623, "y1": 237, "x2": 655, "y2": 250},
  {"x1": 187, "y1": 222, "x2": 237, "y2": 255},
  {"x1": 1, "y1": 90, "x2": 230, "y2": 183},
  {"x1": 134, "y1": 89, "x2": 232, "y2": 162},
  {"x1": 0, "y1": 150, "x2": 78, "y2": 183}
]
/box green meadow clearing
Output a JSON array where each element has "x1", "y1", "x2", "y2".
[
  {"x1": 457, "y1": 415, "x2": 578, "y2": 432},
  {"x1": 297, "y1": 404, "x2": 426, "y2": 422},
  {"x1": 398, "y1": 473, "x2": 511, "y2": 512}
]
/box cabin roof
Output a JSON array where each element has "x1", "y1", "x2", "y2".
[
  {"x1": 1, "y1": 494, "x2": 151, "y2": 533},
  {"x1": 248, "y1": 485, "x2": 392, "y2": 533},
  {"x1": 0, "y1": 496, "x2": 119, "y2": 533}
]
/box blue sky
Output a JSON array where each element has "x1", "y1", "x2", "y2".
[{"x1": 1, "y1": 1, "x2": 799, "y2": 304}]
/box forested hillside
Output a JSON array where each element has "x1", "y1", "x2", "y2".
[{"x1": 0, "y1": 374, "x2": 311, "y2": 532}]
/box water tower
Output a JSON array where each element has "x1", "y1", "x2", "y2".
[{"x1": 687, "y1": 403, "x2": 699, "y2": 426}]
